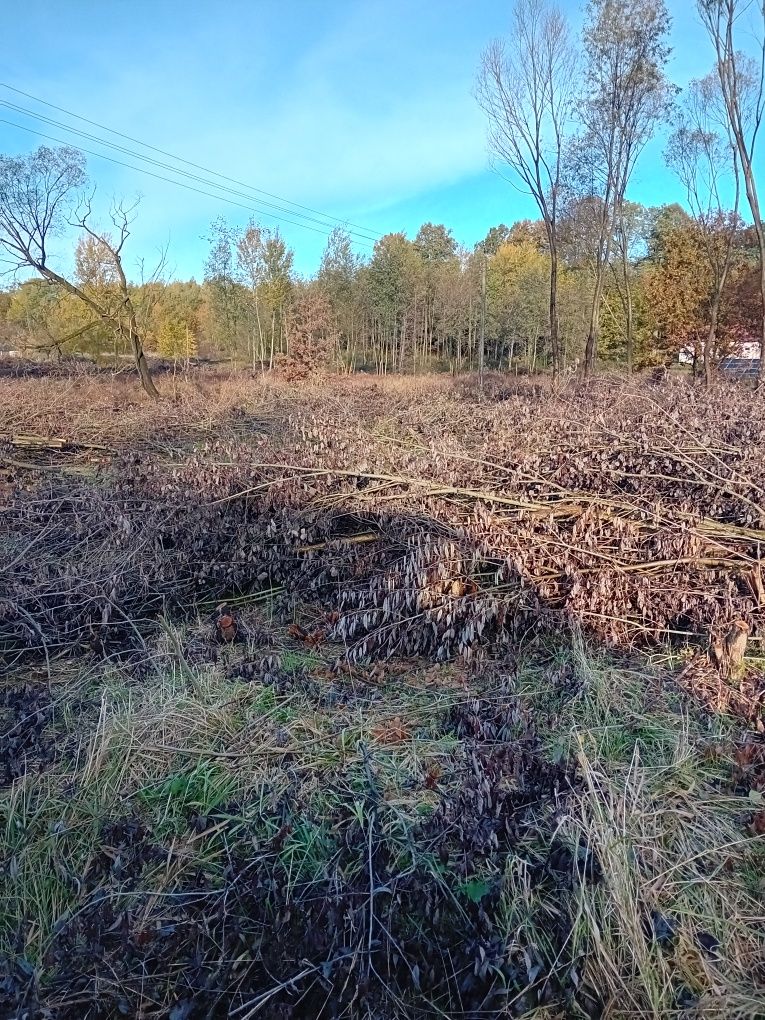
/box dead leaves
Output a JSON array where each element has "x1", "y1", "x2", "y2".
[
  {"x1": 287, "y1": 622, "x2": 325, "y2": 647},
  {"x1": 370, "y1": 715, "x2": 411, "y2": 745},
  {"x1": 215, "y1": 608, "x2": 237, "y2": 643},
  {"x1": 746, "y1": 566, "x2": 765, "y2": 607},
  {"x1": 677, "y1": 654, "x2": 765, "y2": 732},
  {"x1": 733, "y1": 740, "x2": 765, "y2": 791},
  {"x1": 11, "y1": 375, "x2": 765, "y2": 675}
]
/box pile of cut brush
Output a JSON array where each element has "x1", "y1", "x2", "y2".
[{"x1": 1, "y1": 374, "x2": 764, "y2": 677}]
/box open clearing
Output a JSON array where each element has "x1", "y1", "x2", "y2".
[{"x1": 1, "y1": 368, "x2": 764, "y2": 1019}]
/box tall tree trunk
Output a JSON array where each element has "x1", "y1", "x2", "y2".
[
  {"x1": 625, "y1": 275, "x2": 634, "y2": 374},
  {"x1": 37, "y1": 263, "x2": 159, "y2": 399},
  {"x1": 549, "y1": 248, "x2": 561, "y2": 379},
  {"x1": 254, "y1": 297, "x2": 265, "y2": 372},
  {"x1": 584, "y1": 273, "x2": 605, "y2": 377},
  {"x1": 585, "y1": 232, "x2": 612, "y2": 378},
  {"x1": 757, "y1": 229, "x2": 765, "y2": 385},
  {"x1": 619, "y1": 224, "x2": 635, "y2": 374},
  {"x1": 479, "y1": 251, "x2": 486, "y2": 382},
  {"x1": 703, "y1": 295, "x2": 721, "y2": 389},
  {"x1": 736, "y1": 162, "x2": 765, "y2": 385},
  {"x1": 704, "y1": 238, "x2": 736, "y2": 389},
  {"x1": 128, "y1": 324, "x2": 159, "y2": 398},
  {"x1": 584, "y1": 174, "x2": 619, "y2": 379},
  {"x1": 412, "y1": 299, "x2": 418, "y2": 375}
]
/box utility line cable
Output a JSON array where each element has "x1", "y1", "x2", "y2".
[
  {"x1": 0, "y1": 82, "x2": 383, "y2": 239},
  {"x1": 0, "y1": 116, "x2": 375, "y2": 248},
  {"x1": 0, "y1": 99, "x2": 378, "y2": 241}
]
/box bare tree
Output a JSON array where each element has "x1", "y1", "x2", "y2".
[
  {"x1": 698, "y1": 0, "x2": 765, "y2": 383},
  {"x1": 0, "y1": 146, "x2": 159, "y2": 397},
  {"x1": 73, "y1": 199, "x2": 164, "y2": 396},
  {"x1": 667, "y1": 72, "x2": 741, "y2": 386},
  {"x1": 580, "y1": 0, "x2": 674, "y2": 376},
  {"x1": 476, "y1": 0, "x2": 577, "y2": 378}
]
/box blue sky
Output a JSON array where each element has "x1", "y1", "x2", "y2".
[{"x1": 0, "y1": 0, "x2": 760, "y2": 279}]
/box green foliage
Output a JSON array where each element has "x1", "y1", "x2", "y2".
[
  {"x1": 368, "y1": 232, "x2": 421, "y2": 324},
  {"x1": 477, "y1": 223, "x2": 511, "y2": 256},
  {"x1": 414, "y1": 222, "x2": 458, "y2": 264},
  {"x1": 319, "y1": 226, "x2": 359, "y2": 301},
  {"x1": 458, "y1": 876, "x2": 493, "y2": 903},
  {"x1": 158, "y1": 318, "x2": 197, "y2": 361},
  {"x1": 6, "y1": 279, "x2": 112, "y2": 356},
  {"x1": 487, "y1": 239, "x2": 549, "y2": 365},
  {"x1": 204, "y1": 216, "x2": 245, "y2": 355},
  {"x1": 138, "y1": 760, "x2": 237, "y2": 832},
  {"x1": 149, "y1": 280, "x2": 203, "y2": 352}
]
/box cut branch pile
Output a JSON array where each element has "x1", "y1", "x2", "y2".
[{"x1": 1, "y1": 374, "x2": 764, "y2": 668}]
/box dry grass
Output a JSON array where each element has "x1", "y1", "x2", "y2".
[
  {"x1": 2, "y1": 611, "x2": 764, "y2": 1017},
  {"x1": 0, "y1": 368, "x2": 274, "y2": 452}
]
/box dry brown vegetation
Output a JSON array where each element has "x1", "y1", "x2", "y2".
[
  {"x1": 1, "y1": 366, "x2": 764, "y2": 1019},
  {"x1": 3, "y1": 367, "x2": 765, "y2": 662}
]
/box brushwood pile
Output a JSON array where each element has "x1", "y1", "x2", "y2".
[{"x1": 2, "y1": 372, "x2": 764, "y2": 667}]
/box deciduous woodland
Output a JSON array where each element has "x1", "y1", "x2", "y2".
[
  {"x1": 4, "y1": 204, "x2": 763, "y2": 380},
  {"x1": 2, "y1": 0, "x2": 765, "y2": 391},
  {"x1": 3, "y1": 193, "x2": 765, "y2": 384},
  {"x1": 1, "y1": 2, "x2": 765, "y2": 1019}
]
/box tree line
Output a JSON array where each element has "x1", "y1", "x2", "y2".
[{"x1": 0, "y1": 0, "x2": 763, "y2": 394}]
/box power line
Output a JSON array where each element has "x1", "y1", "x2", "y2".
[
  {"x1": 0, "y1": 99, "x2": 379, "y2": 244},
  {"x1": 0, "y1": 116, "x2": 375, "y2": 248},
  {"x1": 0, "y1": 97, "x2": 379, "y2": 243},
  {"x1": 0, "y1": 83, "x2": 384, "y2": 240},
  {"x1": 0, "y1": 83, "x2": 383, "y2": 237}
]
